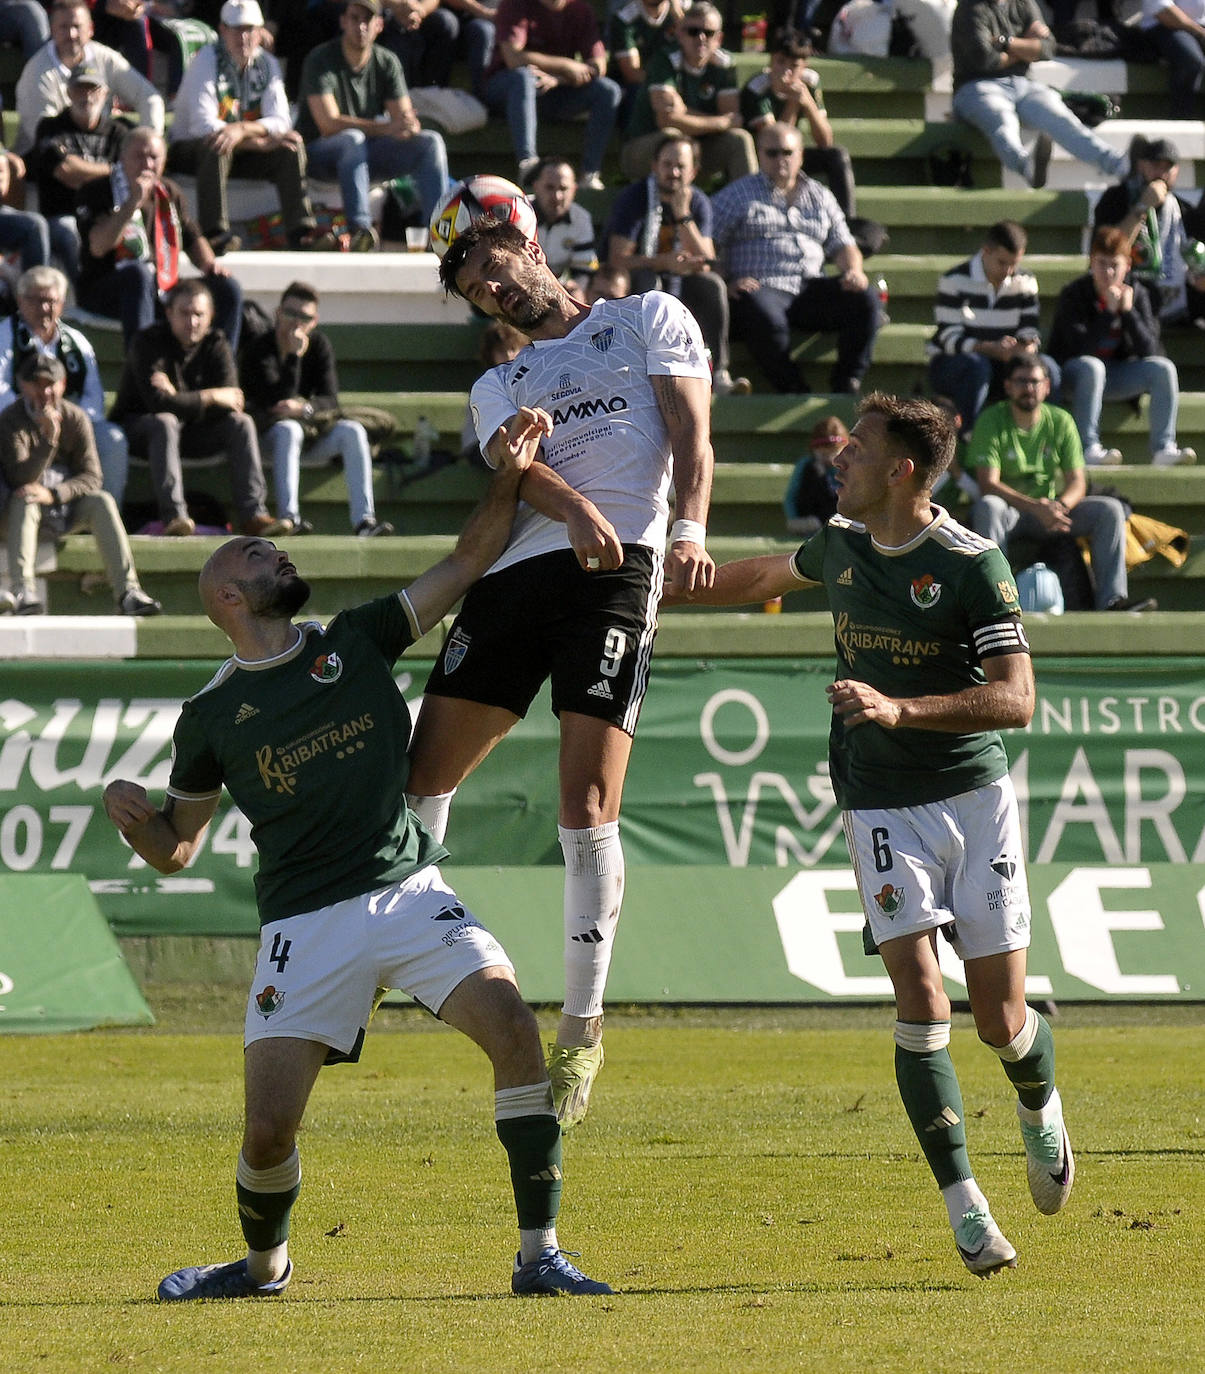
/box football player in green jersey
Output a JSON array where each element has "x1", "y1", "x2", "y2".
[
  {"x1": 101, "y1": 406, "x2": 614, "y2": 1301},
  {"x1": 670, "y1": 391, "x2": 1074, "y2": 1278}
]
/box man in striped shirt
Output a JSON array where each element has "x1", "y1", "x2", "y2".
[{"x1": 926, "y1": 219, "x2": 1060, "y2": 437}]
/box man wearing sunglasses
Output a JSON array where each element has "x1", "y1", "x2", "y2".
[
  {"x1": 239, "y1": 282, "x2": 394, "y2": 538},
  {"x1": 711, "y1": 120, "x2": 882, "y2": 394},
  {"x1": 620, "y1": 2, "x2": 756, "y2": 184},
  {"x1": 966, "y1": 355, "x2": 1155, "y2": 612}
]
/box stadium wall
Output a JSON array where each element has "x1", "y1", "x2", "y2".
[{"x1": 3, "y1": 657, "x2": 1204, "y2": 1001}]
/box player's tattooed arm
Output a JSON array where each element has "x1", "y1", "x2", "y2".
[
  {"x1": 102, "y1": 782, "x2": 219, "y2": 874},
  {"x1": 653, "y1": 373, "x2": 715, "y2": 594}
]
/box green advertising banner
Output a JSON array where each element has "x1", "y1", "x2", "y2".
[
  {"x1": 1, "y1": 657, "x2": 1204, "y2": 998},
  {"x1": 0, "y1": 874, "x2": 154, "y2": 1032}
]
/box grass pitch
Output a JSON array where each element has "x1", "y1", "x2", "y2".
[{"x1": 1, "y1": 999, "x2": 1202, "y2": 1374}]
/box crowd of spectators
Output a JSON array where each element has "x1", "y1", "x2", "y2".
[{"x1": 0, "y1": 0, "x2": 1201, "y2": 616}]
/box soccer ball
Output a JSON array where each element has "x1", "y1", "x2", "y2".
[{"x1": 428, "y1": 174, "x2": 537, "y2": 259}]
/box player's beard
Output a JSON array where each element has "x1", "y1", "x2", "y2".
[
  {"x1": 498, "y1": 263, "x2": 558, "y2": 331},
  {"x1": 236, "y1": 571, "x2": 311, "y2": 619}
]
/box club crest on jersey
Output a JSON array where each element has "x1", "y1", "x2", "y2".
[
  {"x1": 254, "y1": 984, "x2": 285, "y2": 1018},
  {"x1": 443, "y1": 626, "x2": 471, "y2": 674},
  {"x1": 590, "y1": 326, "x2": 615, "y2": 352},
  {"x1": 310, "y1": 651, "x2": 342, "y2": 683},
  {"x1": 873, "y1": 883, "x2": 905, "y2": 918},
  {"x1": 909, "y1": 574, "x2": 942, "y2": 609},
  {"x1": 998, "y1": 580, "x2": 1018, "y2": 604}
]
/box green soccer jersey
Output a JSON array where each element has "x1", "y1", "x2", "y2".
[
  {"x1": 167, "y1": 594, "x2": 446, "y2": 926},
  {"x1": 792, "y1": 507, "x2": 1029, "y2": 810},
  {"x1": 965, "y1": 400, "x2": 1084, "y2": 501},
  {"x1": 627, "y1": 47, "x2": 738, "y2": 136}
]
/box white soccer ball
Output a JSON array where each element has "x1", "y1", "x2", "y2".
[{"x1": 428, "y1": 174, "x2": 538, "y2": 259}]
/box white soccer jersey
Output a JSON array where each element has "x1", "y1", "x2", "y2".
[{"x1": 469, "y1": 291, "x2": 710, "y2": 575}]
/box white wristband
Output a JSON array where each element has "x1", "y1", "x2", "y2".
[{"x1": 670, "y1": 519, "x2": 706, "y2": 548}]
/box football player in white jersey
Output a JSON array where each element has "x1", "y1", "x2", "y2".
[{"x1": 407, "y1": 215, "x2": 716, "y2": 1129}]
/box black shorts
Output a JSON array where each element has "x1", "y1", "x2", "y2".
[{"x1": 424, "y1": 545, "x2": 662, "y2": 734}]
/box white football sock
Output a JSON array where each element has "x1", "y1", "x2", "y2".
[
  {"x1": 559, "y1": 822, "x2": 624, "y2": 1021},
  {"x1": 942, "y1": 1177, "x2": 990, "y2": 1229},
  {"x1": 406, "y1": 789, "x2": 456, "y2": 844}
]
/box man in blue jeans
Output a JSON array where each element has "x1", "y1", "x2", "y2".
[
  {"x1": 240, "y1": 282, "x2": 395, "y2": 537},
  {"x1": 485, "y1": 0, "x2": 621, "y2": 189},
  {"x1": 951, "y1": 0, "x2": 1128, "y2": 187},
  {"x1": 296, "y1": 0, "x2": 449, "y2": 252}
]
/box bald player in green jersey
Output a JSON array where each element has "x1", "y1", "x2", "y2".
[
  {"x1": 671, "y1": 391, "x2": 1074, "y2": 1278},
  {"x1": 101, "y1": 407, "x2": 613, "y2": 1302}
]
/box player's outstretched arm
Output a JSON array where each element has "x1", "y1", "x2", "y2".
[
  {"x1": 653, "y1": 373, "x2": 715, "y2": 595},
  {"x1": 405, "y1": 414, "x2": 542, "y2": 632},
  {"x1": 663, "y1": 552, "x2": 808, "y2": 606},
  {"x1": 102, "y1": 782, "x2": 219, "y2": 874}
]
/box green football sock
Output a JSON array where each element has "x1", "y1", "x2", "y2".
[
  {"x1": 495, "y1": 1114, "x2": 563, "y2": 1230},
  {"x1": 235, "y1": 1149, "x2": 301, "y2": 1251},
  {"x1": 894, "y1": 1026, "x2": 973, "y2": 1190},
  {"x1": 991, "y1": 1004, "x2": 1056, "y2": 1111}
]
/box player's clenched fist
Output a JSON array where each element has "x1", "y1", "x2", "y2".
[
  {"x1": 102, "y1": 779, "x2": 157, "y2": 836},
  {"x1": 492, "y1": 406, "x2": 552, "y2": 473}
]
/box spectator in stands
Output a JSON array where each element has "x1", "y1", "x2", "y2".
[
  {"x1": 1138, "y1": 0, "x2": 1205, "y2": 119},
  {"x1": 111, "y1": 278, "x2": 283, "y2": 537},
  {"x1": 0, "y1": 265, "x2": 130, "y2": 505},
  {"x1": 379, "y1": 0, "x2": 459, "y2": 88},
  {"x1": 967, "y1": 355, "x2": 1155, "y2": 612},
  {"x1": 15, "y1": 0, "x2": 164, "y2": 156},
  {"x1": 0, "y1": 144, "x2": 51, "y2": 297},
  {"x1": 1048, "y1": 225, "x2": 1195, "y2": 469},
  {"x1": 32, "y1": 60, "x2": 125, "y2": 283},
  {"x1": 606, "y1": 132, "x2": 750, "y2": 393},
  {"x1": 296, "y1": 0, "x2": 450, "y2": 252},
  {"x1": 711, "y1": 121, "x2": 882, "y2": 394},
  {"x1": 783, "y1": 412, "x2": 844, "y2": 535},
  {"x1": 608, "y1": 0, "x2": 682, "y2": 129},
  {"x1": 75, "y1": 126, "x2": 245, "y2": 350},
  {"x1": 528, "y1": 156, "x2": 598, "y2": 293},
  {"x1": 485, "y1": 0, "x2": 621, "y2": 190},
  {"x1": 621, "y1": 2, "x2": 754, "y2": 185},
  {"x1": 926, "y1": 219, "x2": 1060, "y2": 437},
  {"x1": 1094, "y1": 136, "x2": 1205, "y2": 331},
  {"x1": 586, "y1": 260, "x2": 630, "y2": 301},
  {"x1": 240, "y1": 281, "x2": 395, "y2": 537},
  {"x1": 0, "y1": 353, "x2": 161, "y2": 617},
  {"x1": 168, "y1": 0, "x2": 323, "y2": 256},
  {"x1": 439, "y1": 0, "x2": 501, "y2": 101},
  {"x1": 459, "y1": 317, "x2": 527, "y2": 462},
  {"x1": 740, "y1": 28, "x2": 855, "y2": 218},
  {"x1": 0, "y1": 0, "x2": 50, "y2": 62},
  {"x1": 950, "y1": 0, "x2": 1128, "y2": 187}
]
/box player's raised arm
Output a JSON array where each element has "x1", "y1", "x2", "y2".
[
  {"x1": 102, "y1": 783, "x2": 218, "y2": 874},
  {"x1": 404, "y1": 410, "x2": 544, "y2": 633},
  {"x1": 652, "y1": 372, "x2": 715, "y2": 595}
]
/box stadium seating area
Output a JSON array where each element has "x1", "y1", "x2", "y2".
[{"x1": 1, "y1": 49, "x2": 1202, "y2": 642}]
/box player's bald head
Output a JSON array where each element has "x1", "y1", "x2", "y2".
[{"x1": 198, "y1": 538, "x2": 253, "y2": 624}]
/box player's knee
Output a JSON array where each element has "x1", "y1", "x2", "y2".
[{"x1": 242, "y1": 1114, "x2": 299, "y2": 1168}]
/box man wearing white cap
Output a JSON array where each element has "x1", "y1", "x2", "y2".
[{"x1": 168, "y1": 0, "x2": 323, "y2": 255}]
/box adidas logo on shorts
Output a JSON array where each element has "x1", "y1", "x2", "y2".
[{"x1": 587, "y1": 680, "x2": 614, "y2": 700}]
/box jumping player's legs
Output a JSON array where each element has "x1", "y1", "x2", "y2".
[{"x1": 406, "y1": 696, "x2": 521, "y2": 839}]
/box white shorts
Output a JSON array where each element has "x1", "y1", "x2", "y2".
[
  {"x1": 843, "y1": 776, "x2": 1032, "y2": 962},
  {"x1": 243, "y1": 865, "x2": 513, "y2": 1061}
]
